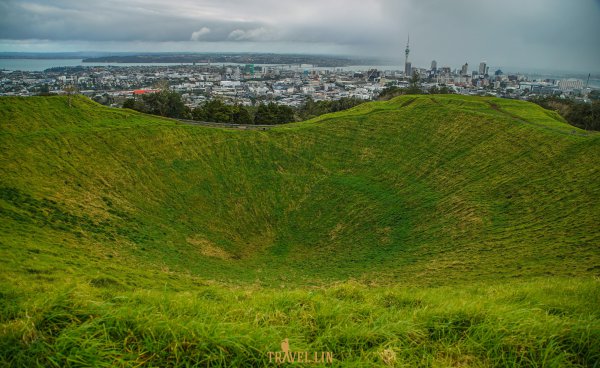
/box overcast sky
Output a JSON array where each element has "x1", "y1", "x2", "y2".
[{"x1": 1, "y1": 0, "x2": 599, "y2": 72}]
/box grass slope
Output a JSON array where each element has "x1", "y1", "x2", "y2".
[{"x1": 0, "y1": 95, "x2": 598, "y2": 366}]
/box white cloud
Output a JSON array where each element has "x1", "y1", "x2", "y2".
[
  {"x1": 227, "y1": 27, "x2": 272, "y2": 41},
  {"x1": 190, "y1": 27, "x2": 211, "y2": 41}
]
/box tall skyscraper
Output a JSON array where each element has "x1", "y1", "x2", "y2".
[
  {"x1": 404, "y1": 35, "x2": 411, "y2": 76},
  {"x1": 431, "y1": 60, "x2": 437, "y2": 72},
  {"x1": 461, "y1": 62, "x2": 469, "y2": 76},
  {"x1": 479, "y1": 61, "x2": 487, "y2": 76}
]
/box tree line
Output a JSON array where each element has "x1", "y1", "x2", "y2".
[
  {"x1": 530, "y1": 96, "x2": 600, "y2": 131},
  {"x1": 122, "y1": 90, "x2": 365, "y2": 125}
]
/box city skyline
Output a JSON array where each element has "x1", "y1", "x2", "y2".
[{"x1": 0, "y1": 0, "x2": 599, "y2": 73}]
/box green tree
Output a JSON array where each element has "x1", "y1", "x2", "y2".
[
  {"x1": 193, "y1": 99, "x2": 233, "y2": 123},
  {"x1": 142, "y1": 91, "x2": 168, "y2": 116},
  {"x1": 123, "y1": 98, "x2": 136, "y2": 109},
  {"x1": 274, "y1": 104, "x2": 295, "y2": 124},
  {"x1": 330, "y1": 97, "x2": 363, "y2": 112},
  {"x1": 141, "y1": 90, "x2": 189, "y2": 119},
  {"x1": 530, "y1": 96, "x2": 600, "y2": 131},
  {"x1": 438, "y1": 85, "x2": 450, "y2": 94},
  {"x1": 232, "y1": 105, "x2": 253, "y2": 125},
  {"x1": 155, "y1": 79, "x2": 171, "y2": 92},
  {"x1": 64, "y1": 84, "x2": 78, "y2": 107},
  {"x1": 39, "y1": 84, "x2": 50, "y2": 95},
  {"x1": 164, "y1": 91, "x2": 190, "y2": 119},
  {"x1": 254, "y1": 103, "x2": 277, "y2": 125},
  {"x1": 405, "y1": 72, "x2": 422, "y2": 94}
]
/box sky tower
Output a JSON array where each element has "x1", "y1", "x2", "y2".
[{"x1": 404, "y1": 34, "x2": 412, "y2": 76}]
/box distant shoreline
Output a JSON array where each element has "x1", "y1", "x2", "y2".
[
  {"x1": 0, "y1": 52, "x2": 380, "y2": 68},
  {"x1": 80, "y1": 54, "x2": 377, "y2": 68}
]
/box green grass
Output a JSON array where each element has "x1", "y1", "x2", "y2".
[
  {"x1": 1, "y1": 278, "x2": 598, "y2": 367},
  {"x1": 1, "y1": 95, "x2": 599, "y2": 366}
]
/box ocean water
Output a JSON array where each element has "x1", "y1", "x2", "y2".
[
  {"x1": 0, "y1": 59, "x2": 198, "y2": 71},
  {"x1": 0, "y1": 58, "x2": 400, "y2": 72}
]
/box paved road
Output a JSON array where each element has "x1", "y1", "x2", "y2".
[{"x1": 174, "y1": 118, "x2": 275, "y2": 130}]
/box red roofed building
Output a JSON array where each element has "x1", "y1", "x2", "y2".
[{"x1": 133, "y1": 89, "x2": 159, "y2": 95}]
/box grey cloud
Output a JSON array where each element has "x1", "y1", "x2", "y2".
[
  {"x1": 378, "y1": 0, "x2": 600, "y2": 71},
  {"x1": 0, "y1": 0, "x2": 391, "y2": 44},
  {"x1": 0, "y1": 0, "x2": 267, "y2": 42},
  {"x1": 0, "y1": 0, "x2": 598, "y2": 72}
]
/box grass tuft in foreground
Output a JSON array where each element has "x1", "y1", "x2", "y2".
[{"x1": 1, "y1": 278, "x2": 599, "y2": 367}]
